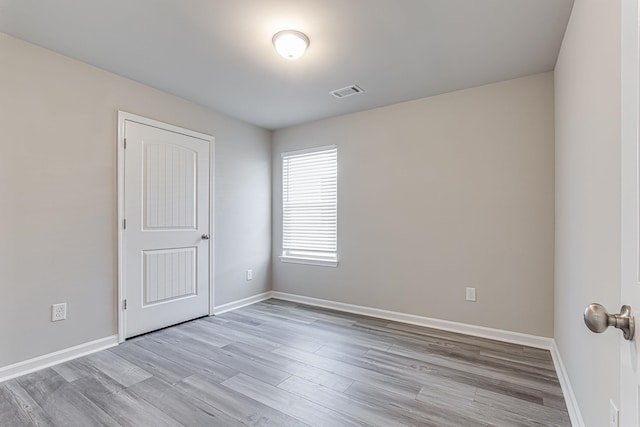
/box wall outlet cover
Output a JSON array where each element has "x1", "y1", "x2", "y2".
[
  {"x1": 465, "y1": 287, "x2": 477, "y2": 302},
  {"x1": 247, "y1": 269, "x2": 253, "y2": 281},
  {"x1": 52, "y1": 303, "x2": 67, "y2": 322}
]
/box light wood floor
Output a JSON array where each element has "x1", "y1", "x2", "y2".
[{"x1": 1, "y1": 299, "x2": 570, "y2": 426}]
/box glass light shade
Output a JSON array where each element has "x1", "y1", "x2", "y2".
[{"x1": 272, "y1": 30, "x2": 309, "y2": 60}]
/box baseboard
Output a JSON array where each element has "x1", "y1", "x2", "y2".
[
  {"x1": 188, "y1": 291, "x2": 583, "y2": 425},
  {"x1": 213, "y1": 291, "x2": 273, "y2": 315},
  {"x1": 270, "y1": 291, "x2": 553, "y2": 350},
  {"x1": 0, "y1": 335, "x2": 118, "y2": 383},
  {"x1": 0, "y1": 291, "x2": 272, "y2": 383},
  {"x1": 550, "y1": 341, "x2": 585, "y2": 427},
  {"x1": 270, "y1": 291, "x2": 584, "y2": 425}
]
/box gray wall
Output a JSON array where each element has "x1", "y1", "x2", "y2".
[
  {"x1": 0, "y1": 33, "x2": 272, "y2": 367},
  {"x1": 272, "y1": 73, "x2": 556, "y2": 337},
  {"x1": 554, "y1": 0, "x2": 621, "y2": 425}
]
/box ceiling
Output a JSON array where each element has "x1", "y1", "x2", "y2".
[{"x1": 0, "y1": 0, "x2": 573, "y2": 130}]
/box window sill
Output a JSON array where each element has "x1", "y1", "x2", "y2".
[{"x1": 279, "y1": 256, "x2": 338, "y2": 268}]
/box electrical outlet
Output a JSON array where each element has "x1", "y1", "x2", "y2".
[
  {"x1": 52, "y1": 303, "x2": 67, "y2": 322},
  {"x1": 465, "y1": 287, "x2": 477, "y2": 302},
  {"x1": 609, "y1": 400, "x2": 619, "y2": 427},
  {"x1": 247, "y1": 269, "x2": 253, "y2": 281}
]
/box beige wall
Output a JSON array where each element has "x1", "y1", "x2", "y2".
[
  {"x1": 0, "y1": 33, "x2": 272, "y2": 367},
  {"x1": 554, "y1": 0, "x2": 621, "y2": 425},
  {"x1": 272, "y1": 73, "x2": 555, "y2": 337}
]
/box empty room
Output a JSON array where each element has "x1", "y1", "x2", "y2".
[{"x1": 0, "y1": 0, "x2": 637, "y2": 426}]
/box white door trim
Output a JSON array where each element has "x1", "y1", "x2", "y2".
[{"x1": 117, "y1": 111, "x2": 215, "y2": 343}]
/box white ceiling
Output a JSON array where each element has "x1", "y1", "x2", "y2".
[{"x1": 0, "y1": 0, "x2": 573, "y2": 130}]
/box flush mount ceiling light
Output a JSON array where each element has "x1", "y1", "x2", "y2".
[{"x1": 272, "y1": 30, "x2": 309, "y2": 60}]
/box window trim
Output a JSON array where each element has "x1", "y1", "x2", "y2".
[
  {"x1": 280, "y1": 145, "x2": 338, "y2": 268},
  {"x1": 278, "y1": 255, "x2": 338, "y2": 268}
]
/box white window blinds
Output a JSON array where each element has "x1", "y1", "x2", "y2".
[{"x1": 281, "y1": 145, "x2": 337, "y2": 266}]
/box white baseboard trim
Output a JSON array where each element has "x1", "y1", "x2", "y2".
[
  {"x1": 213, "y1": 291, "x2": 273, "y2": 315},
  {"x1": 0, "y1": 335, "x2": 119, "y2": 383},
  {"x1": 271, "y1": 291, "x2": 553, "y2": 350},
  {"x1": 215, "y1": 291, "x2": 583, "y2": 426},
  {"x1": 550, "y1": 341, "x2": 585, "y2": 427},
  {"x1": 0, "y1": 291, "x2": 272, "y2": 384},
  {"x1": 1, "y1": 293, "x2": 579, "y2": 424},
  {"x1": 270, "y1": 292, "x2": 584, "y2": 426}
]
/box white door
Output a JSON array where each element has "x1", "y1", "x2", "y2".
[
  {"x1": 621, "y1": 0, "x2": 640, "y2": 425},
  {"x1": 121, "y1": 115, "x2": 212, "y2": 339}
]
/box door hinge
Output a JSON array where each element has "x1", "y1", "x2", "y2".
[
  {"x1": 123, "y1": 218, "x2": 127, "y2": 229},
  {"x1": 123, "y1": 299, "x2": 127, "y2": 310},
  {"x1": 124, "y1": 138, "x2": 127, "y2": 149}
]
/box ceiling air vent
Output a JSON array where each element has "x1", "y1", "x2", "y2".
[{"x1": 330, "y1": 85, "x2": 364, "y2": 99}]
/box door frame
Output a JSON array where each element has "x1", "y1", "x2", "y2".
[{"x1": 116, "y1": 111, "x2": 215, "y2": 343}]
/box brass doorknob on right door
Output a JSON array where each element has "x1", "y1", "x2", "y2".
[{"x1": 583, "y1": 303, "x2": 635, "y2": 340}]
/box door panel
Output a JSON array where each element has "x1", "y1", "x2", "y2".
[
  {"x1": 123, "y1": 119, "x2": 211, "y2": 339},
  {"x1": 143, "y1": 248, "x2": 196, "y2": 305},
  {"x1": 621, "y1": 0, "x2": 640, "y2": 424},
  {"x1": 144, "y1": 143, "x2": 197, "y2": 230}
]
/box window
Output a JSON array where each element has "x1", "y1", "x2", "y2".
[{"x1": 280, "y1": 145, "x2": 338, "y2": 267}]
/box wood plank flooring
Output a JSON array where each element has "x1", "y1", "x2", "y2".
[{"x1": 0, "y1": 299, "x2": 571, "y2": 426}]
